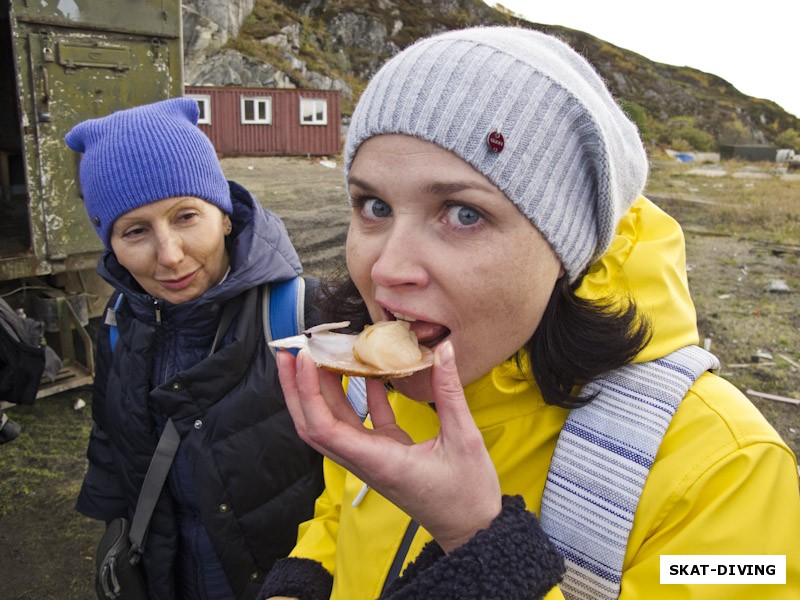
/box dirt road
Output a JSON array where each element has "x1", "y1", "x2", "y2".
[{"x1": 220, "y1": 156, "x2": 351, "y2": 277}]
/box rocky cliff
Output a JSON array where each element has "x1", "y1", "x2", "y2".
[{"x1": 183, "y1": 0, "x2": 798, "y2": 146}]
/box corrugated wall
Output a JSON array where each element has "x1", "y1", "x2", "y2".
[
  {"x1": 719, "y1": 145, "x2": 778, "y2": 162},
  {"x1": 185, "y1": 86, "x2": 341, "y2": 157}
]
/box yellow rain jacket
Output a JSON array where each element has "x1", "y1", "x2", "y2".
[{"x1": 276, "y1": 198, "x2": 800, "y2": 599}]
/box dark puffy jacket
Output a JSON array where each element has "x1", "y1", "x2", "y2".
[{"x1": 77, "y1": 182, "x2": 324, "y2": 600}]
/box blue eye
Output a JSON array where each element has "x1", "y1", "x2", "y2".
[
  {"x1": 363, "y1": 198, "x2": 391, "y2": 219},
  {"x1": 447, "y1": 204, "x2": 481, "y2": 227}
]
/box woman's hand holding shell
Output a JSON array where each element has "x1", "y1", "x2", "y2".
[{"x1": 276, "y1": 341, "x2": 502, "y2": 553}]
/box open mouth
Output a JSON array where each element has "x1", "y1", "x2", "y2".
[{"x1": 387, "y1": 310, "x2": 450, "y2": 348}]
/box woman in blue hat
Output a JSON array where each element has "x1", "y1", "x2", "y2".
[{"x1": 66, "y1": 98, "x2": 323, "y2": 600}]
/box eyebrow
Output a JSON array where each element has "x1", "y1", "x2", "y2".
[
  {"x1": 425, "y1": 181, "x2": 497, "y2": 195},
  {"x1": 347, "y1": 176, "x2": 378, "y2": 194},
  {"x1": 113, "y1": 214, "x2": 143, "y2": 229},
  {"x1": 348, "y1": 176, "x2": 496, "y2": 196}
]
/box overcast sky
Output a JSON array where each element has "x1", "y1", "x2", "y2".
[{"x1": 488, "y1": 1, "x2": 800, "y2": 119}]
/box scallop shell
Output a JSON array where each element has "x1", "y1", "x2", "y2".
[{"x1": 268, "y1": 321, "x2": 434, "y2": 378}]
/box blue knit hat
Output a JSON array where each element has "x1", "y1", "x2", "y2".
[
  {"x1": 345, "y1": 27, "x2": 648, "y2": 282},
  {"x1": 65, "y1": 97, "x2": 231, "y2": 248}
]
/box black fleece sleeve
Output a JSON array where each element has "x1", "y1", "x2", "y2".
[
  {"x1": 258, "y1": 557, "x2": 333, "y2": 600},
  {"x1": 380, "y1": 495, "x2": 565, "y2": 600}
]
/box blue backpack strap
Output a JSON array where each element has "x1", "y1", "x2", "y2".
[
  {"x1": 264, "y1": 277, "x2": 305, "y2": 355},
  {"x1": 264, "y1": 277, "x2": 368, "y2": 418},
  {"x1": 108, "y1": 281, "x2": 305, "y2": 354},
  {"x1": 539, "y1": 345, "x2": 719, "y2": 600},
  {"x1": 105, "y1": 293, "x2": 125, "y2": 352}
]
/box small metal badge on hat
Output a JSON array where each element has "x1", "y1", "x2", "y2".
[{"x1": 487, "y1": 131, "x2": 504, "y2": 153}]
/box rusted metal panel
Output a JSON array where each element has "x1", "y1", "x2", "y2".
[
  {"x1": 186, "y1": 86, "x2": 341, "y2": 157},
  {"x1": 2, "y1": 0, "x2": 183, "y2": 282},
  {"x1": 12, "y1": 0, "x2": 181, "y2": 38}
]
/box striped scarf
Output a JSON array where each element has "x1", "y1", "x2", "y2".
[{"x1": 540, "y1": 345, "x2": 719, "y2": 599}]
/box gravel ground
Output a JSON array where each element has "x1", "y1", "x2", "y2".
[{"x1": 1, "y1": 155, "x2": 797, "y2": 600}]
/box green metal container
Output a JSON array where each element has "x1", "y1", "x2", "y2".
[
  {"x1": 1, "y1": 0, "x2": 183, "y2": 282},
  {"x1": 0, "y1": 0, "x2": 183, "y2": 395}
]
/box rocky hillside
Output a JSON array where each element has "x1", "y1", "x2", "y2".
[{"x1": 183, "y1": 0, "x2": 799, "y2": 148}]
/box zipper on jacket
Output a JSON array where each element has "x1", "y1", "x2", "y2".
[
  {"x1": 153, "y1": 298, "x2": 162, "y2": 324},
  {"x1": 381, "y1": 520, "x2": 420, "y2": 594}
]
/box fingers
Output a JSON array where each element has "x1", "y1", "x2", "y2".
[
  {"x1": 278, "y1": 349, "x2": 360, "y2": 424},
  {"x1": 430, "y1": 340, "x2": 467, "y2": 414},
  {"x1": 365, "y1": 378, "x2": 395, "y2": 428},
  {"x1": 275, "y1": 349, "x2": 302, "y2": 423},
  {"x1": 429, "y1": 341, "x2": 483, "y2": 448},
  {"x1": 292, "y1": 350, "x2": 348, "y2": 427},
  {"x1": 288, "y1": 352, "x2": 387, "y2": 474},
  {"x1": 278, "y1": 350, "x2": 367, "y2": 452},
  {"x1": 290, "y1": 351, "x2": 360, "y2": 463},
  {"x1": 315, "y1": 363, "x2": 365, "y2": 427}
]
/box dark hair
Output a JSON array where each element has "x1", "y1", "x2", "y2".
[
  {"x1": 317, "y1": 266, "x2": 371, "y2": 334},
  {"x1": 525, "y1": 276, "x2": 651, "y2": 408},
  {"x1": 317, "y1": 268, "x2": 651, "y2": 408}
]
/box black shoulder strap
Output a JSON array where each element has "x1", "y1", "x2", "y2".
[{"x1": 129, "y1": 419, "x2": 180, "y2": 557}]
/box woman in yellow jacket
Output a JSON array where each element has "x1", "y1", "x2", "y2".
[{"x1": 260, "y1": 26, "x2": 800, "y2": 600}]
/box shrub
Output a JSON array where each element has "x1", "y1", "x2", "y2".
[
  {"x1": 775, "y1": 129, "x2": 800, "y2": 153},
  {"x1": 718, "y1": 118, "x2": 749, "y2": 145},
  {"x1": 675, "y1": 125, "x2": 715, "y2": 151},
  {"x1": 620, "y1": 100, "x2": 649, "y2": 138}
]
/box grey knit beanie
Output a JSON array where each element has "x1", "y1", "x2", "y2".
[
  {"x1": 344, "y1": 26, "x2": 648, "y2": 282},
  {"x1": 65, "y1": 97, "x2": 231, "y2": 249}
]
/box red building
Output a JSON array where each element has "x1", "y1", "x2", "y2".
[{"x1": 185, "y1": 86, "x2": 341, "y2": 157}]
